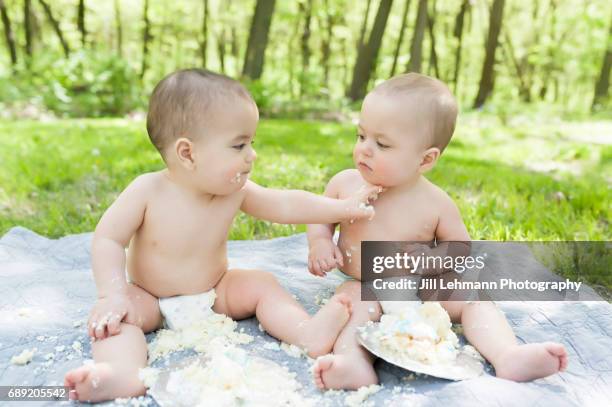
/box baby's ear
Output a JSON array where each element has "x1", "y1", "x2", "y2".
[
  {"x1": 418, "y1": 147, "x2": 441, "y2": 173},
  {"x1": 174, "y1": 138, "x2": 196, "y2": 170}
]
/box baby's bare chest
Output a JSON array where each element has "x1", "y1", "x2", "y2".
[
  {"x1": 138, "y1": 194, "x2": 241, "y2": 252},
  {"x1": 342, "y1": 194, "x2": 439, "y2": 242}
]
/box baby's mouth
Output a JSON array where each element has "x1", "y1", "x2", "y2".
[{"x1": 358, "y1": 162, "x2": 373, "y2": 172}]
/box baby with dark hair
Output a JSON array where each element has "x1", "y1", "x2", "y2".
[{"x1": 64, "y1": 69, "x2": 381, "y2": 402}]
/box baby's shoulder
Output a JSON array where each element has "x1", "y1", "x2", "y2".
[
  {"x1": 328, "y1": 169, "x2": 362, "y2": 197},
  {"x1": 122, "y1": 171, "x2": 164, "y2": 200},
  {"x1": 420, "y1": 178, "x2": 457, "y2": 209}
]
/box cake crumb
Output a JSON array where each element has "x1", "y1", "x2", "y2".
[{"x1": 11, "y1": 349, "x2": 35, "y2": 365}]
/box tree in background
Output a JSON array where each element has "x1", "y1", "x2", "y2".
[
  {"x1": 299, "y1": 0, "x2": 313, "y2": 95},
  {"x1": 0, "y1": 0, "x2": 16, "y2": 67},
  {"x1": 408, "y1": 0, "x2": 427, "y2": 73},
  {"x1": 592, "y1": 11, "x2": 611, "y2": 111},
  {"x1": 77, "y1": 0, "x2": 86, "y2": 47},
  {"x1": 452, "y1": 0, "x2": 470, "y2": 92},
  {"x1": 140, "y1": 0, "x2": 151, "y2": 79},
  {"x1": 389, "y1": 0, "x2": 412, "y2": 77},
  {"x1": 347, "y1": 0, "x2": 394, "y2": 101},
  {"x1": 24, "y1": 0, "x2": 33, "y2": 58},
  {"x1": 473, "y1": 0, "x2": 505, "y2": 108},
  {"x1": 200, "y1": 0, "x2": 209, "y2": 68},
  {"x1": 114, "y1": 0, "x2": 122, "y2": 57},
  {"x1": 0, "y1": 0, "x2": 608, "y2": 114},
  {"x1": 38, "y1": 0, "x2": 70, "y2": 58},
  {"x1": 243, "y1": 0, "x2": 276, "y2": 80}
]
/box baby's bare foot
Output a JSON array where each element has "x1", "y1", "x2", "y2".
[
  {"x1": 494, "y1": 342, "x2": 568, "y2": 382},
  {"x1": 64, "y1": 362, "x2": 145, "y2": 402},
  {"x1": 313, "y1": 354, "x2": 378, "y2": 390},
  {"x1": 299, "y1": 293, "x2": 352, "y2": 357}
]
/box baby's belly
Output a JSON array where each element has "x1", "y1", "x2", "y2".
[
  {"x1": 127, "y1": 249, "x2": 227, "y2": 298},
  {"x1": 337, "y1": 233, "x2": 363, "y2": 281}
]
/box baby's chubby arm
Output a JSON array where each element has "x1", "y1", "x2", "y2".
[
  {"x1": 307, "y1": 171, "x2": 349, "y2": 277},
  {"x1": 414, "y1": 192, "x2": 471, "y2": 276},
  {"x1": 240, "y1": 179, "x2": 381, "y2": 225},
  {"x1": 88, "y1": 175, "x2": 151, "y2": 340}
]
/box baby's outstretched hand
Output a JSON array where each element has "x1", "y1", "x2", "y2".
[
  {"x1": 342, "y1": 184, "x2": 384, "y2": 222},
  {"x1": 308, "y1": 238, "x2": 344, "y2": 277},
  {"x1": 88, "y1": 294, "x2": 139, "y2": 340}
]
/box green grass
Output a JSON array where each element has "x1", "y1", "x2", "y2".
[{"x1": 0, "y1": 114, "x2": 610, "y2": 243}]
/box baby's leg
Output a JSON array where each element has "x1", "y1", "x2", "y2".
[
  {"x1": 214, "y1": 268, "x2": 351, "y2": 357},
  {"x1": 313, "y1": 280, "x2": 381, "y2": 390},
  {"x1": 64, "y1": 283, "x2": 162, "y2": 402},
  {"x1": 441, "y1": 301, "x2": 568, "y2": 381}
]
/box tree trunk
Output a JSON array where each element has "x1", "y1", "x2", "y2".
[
  {"x1": 0, "y1": 0, "x2": 16, "y2": 66},
  {"x1": 357, "y1": 0, "x2": 373, "y2": 50},
  {"x1": 592, "y1": 12, "x2": 611, "y2": 110},
  {"x1": 299, "y1": 0, "x2": 313, "y2": 95},
  {"x1": 77, "y1": 0, "x2": 86, "y2": 47},
  {"x1": 427, "y1": 0, "x2": 439, "y2": 78},
  {"x1": 473, "y1": 0, "x2": 505, "y2": 108},
  {"x1": 347, "y1": 0, "x2": 394, "y2": 101},
  {"x1": 231, "y1": 27, "x2": 240, "y2": 76},
  {"x1": 114, "y1": 0, "x2": 122, "y2": 56},
  {"x1": 389, "y1": 0, "x2": 412, "y2": 77},
  {"x1": 452, "y1": 0, "x2": 469, "y2": 92},
  {"x1": 408, "y1": 0, "x2": 427, "y2": 73},
  {"x1": 539, "y1": 0, "x2": 557, "y2": 99},
  {"x1": 140, "y1": 0, "x2": 151, "y2": 79},
  {"x1": 242, "y1": 0, "x2": 276, "y2": 80},
  {"x1": 217, "y1": 28, "x2": 226, "y2": 73},
  {"x1": 320, "y1": 0, "x2": 335, "y2": 89},
  {"x1": 38, "y1": 0, "x2": 70, "y2": 57},
  {"x1": 502, "y1": 29, "x2": 530, "y2": 102},
  {"x1": 200, "y1": 0, "x2": 208, "y2": 68},
  {"x1": 24, "y1": 0, "x2": 32, "y2": 57}
]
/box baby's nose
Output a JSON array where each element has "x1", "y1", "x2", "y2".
[
  {"x1": 247, "y1": 148, "x2": 257, "y2": 162},
  {"x1": 360, "y1": 144, "x2": 374, "y2": 156}
]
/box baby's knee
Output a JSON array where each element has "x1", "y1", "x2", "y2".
[
  {"x1": 336, "y1": 280, "x2": 361, "y2": 299},
  {"x1": 439, "y1": 301, "x2": 468, "y2": 321}
]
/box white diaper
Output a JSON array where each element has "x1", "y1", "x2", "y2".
[{"x1": 158, "y1": 289, "x2": 217, "y2": 330}]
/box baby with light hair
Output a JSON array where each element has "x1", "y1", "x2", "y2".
[{"x1": 308, "y1": 73, "x2": 568, "y2": 389}]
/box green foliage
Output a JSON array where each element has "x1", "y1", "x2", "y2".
[
  {"x1": 1, "y1": 0, "x2": 609, "y2": 117},
  {"x1": 33, "y1": 51, "x2": 144, "y2": 117},
  {"x1": 0, "y1": 51, "x2": 144, "y2": 118}
]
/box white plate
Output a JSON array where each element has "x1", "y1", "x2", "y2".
[{"x1": 357, "y1": 323, "x2": 484, "y2": 381}]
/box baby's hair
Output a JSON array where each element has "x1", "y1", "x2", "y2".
[
  {"x1": 146, "y1": 68, "x2": 254, "y2": 158},
  {"x1": 372, "y1": 73, "x2": 458, "y2": 153}
]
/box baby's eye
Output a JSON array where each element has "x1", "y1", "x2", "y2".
[
  {"x1": 376, "y1": 141, "x2": 390, "y2": 149},
  {"x1": 357, "y1": 133, "x2": 365, "y2": 141},
  {"x1": 232, "y1": 143, "x2": 246, "y2": 150}
]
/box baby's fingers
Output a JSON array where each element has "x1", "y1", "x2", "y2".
[
  {"x1": 334, "y1": 246, "x2": 344, "y2": 267},
  {"x1": 316, "y1": 260, "x2": 328, "y2": 276},
  {"x1": 107, "y1": 313, "x2": 123, "y2": 336},
  {"x1": 309, "y1": 259, "x2": 322, "y2": 277},
  {"x1": 94, "y1": 312, "x2": 112, "y2": 340},
  {"x1": 360, "y1": 184, "x2": 384, "y2": 202},
  {"x1": 94, "y1": 319, "x2": 107, "y2": 340},
  {"x1": 87, "y1": 315, "x2": 98, "y2": 338}
]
